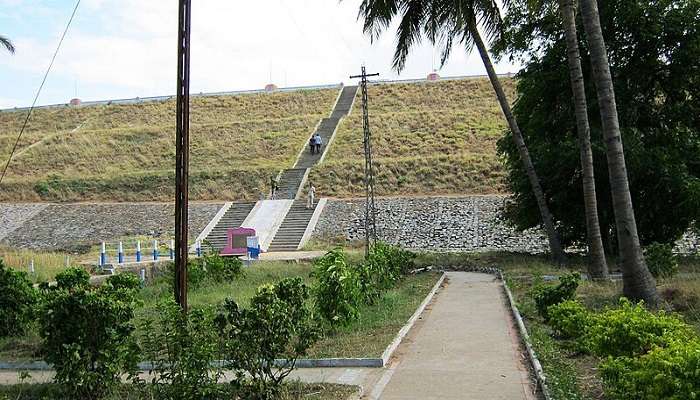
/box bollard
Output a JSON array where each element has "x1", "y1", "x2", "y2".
[
  {"x1": 136, "y1": 241, "x2": 142, "y2": 262},
  {"x1": 29, "y1": 259, "x2": 35, "y2": 274},
  {"x1": 118, "y1": 242, "x2": 125, "y2": 264},
  {"x1": 100, "y1": 242, "x2": 107, "y2": 266},
  {"x1": 196, "y1": 240, "x2": 202, "y2": 257},
  {"x1": 139, "y1": 268, "x2": 146, "y2": 285},
  {"x1": 169, "y1": 239, "x2": 175, "y2": 260},
  {"x1": 65, "y1": 255, "x2": 70, "y2": 267},
  {"x1": 153, "y1": 240, "x2": 159, "y2": 261}
]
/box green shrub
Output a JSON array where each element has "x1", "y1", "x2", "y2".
[
  {"x1": 199, "y1": 253, "x2": 243, "y2": 283},
  {"x1": 312, "y1": 249, "x2": 362, "y2": 326},
  {"x1": 547, "y1": 300, "x2": 593, "y2": 339},
  {"x1": 585, "y1": 298, "x2": 694, "y2": 358},
  {"x1": 104, "y1": 272, "x2": 141, "y2": 292},
  {"x1": 39, "y1": 278, "x2": 141, "y2": 399},
  {"x1": 216, "y1": 277, "x2": 318, "y2": 400},
  {"x1": 357, "y1": 242, "x2": 414, "y2": 304},
  {"x1": 0, "y1": 259, "x2": 38, "y2": 337},
  {"x1": 54, "y1": 267, "x2": 90, "y2": 290},
  {"x1": 600, "y1": 339, "x2": 700, "y2": 400},
  {"x1": 532, "y1": 273, "x2": 580, "y2": 320},
  {"x1": 644, "y1": 242, "x2": 679, "y2": 279},
  {"x1": 139, "y1": 301, "x2": 223, "y2": 400}
]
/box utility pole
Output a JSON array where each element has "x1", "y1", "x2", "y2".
[
  {"x1": 350, "y1": 66, "x2": 379, "y2": 257},
  {"x1": 174, "y1": 0, "x2": 191, "y2": 311}
]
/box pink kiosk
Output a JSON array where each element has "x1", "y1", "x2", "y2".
[{"x1": 220, "y1": 227, "x2": 257, "y2": 256}]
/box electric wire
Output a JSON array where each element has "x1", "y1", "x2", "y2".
[{"x1": 0, "y1": 0, "x2": 81, "y2": 186}]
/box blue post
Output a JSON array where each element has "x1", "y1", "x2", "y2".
[
  {"x1": 196, "y1": 240, "x2": 202, "y2": 257},
  {"x1": 100, "y1": 242, "x2": 107, "y2": 266},
  {"x1": 118, "y1": 242, "x2": 125, "y2": 264},
  {"x1": 136, "y1": 240, "x2": 142, "y2": 262},
  {"x1": 153, "y1": 239, "x2": 159, "y2": 261},
  {"x1": 169, "y1": 239, "x2": 175, "y2": 260}
]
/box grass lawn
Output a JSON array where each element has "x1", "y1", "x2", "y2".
[
  {"x1": 0, "y1": 259, "x2": 441, "y2": 362},
  {"x1": 0, "y1": 382, "x2": 357, "y2": 400},
  {"x1": 431, "y1": 252, "x2": 700, "y2": 400}
]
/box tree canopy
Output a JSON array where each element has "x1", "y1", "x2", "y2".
[{"x1": 494, "y1": 0, "x2": 700, "y2": 249}]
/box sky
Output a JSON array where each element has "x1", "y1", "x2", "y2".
[{"x1": 0, "y1": 0, "x2": 520, "y2": 108}]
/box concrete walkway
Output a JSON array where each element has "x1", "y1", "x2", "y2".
[{"x1": 370, "y1": 272, "x2": 536, "y2": 400}]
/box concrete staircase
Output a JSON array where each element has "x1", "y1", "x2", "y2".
[
  {"x1": 201, "y1": 202, "x2": 256, "y2": 251},
  {"x1": 331, "y1": 85, "x2": 357, "y2": 119},
  {"x1": 267, "y1": 200, "x2": 318, "y2": 252},
  {"x1": 276, "y1": 168, "x2": 307, "y2": 199}
]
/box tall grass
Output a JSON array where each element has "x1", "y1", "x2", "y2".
[{"x1": 0, "y1": 247, "x2": 76, "y2": 282}]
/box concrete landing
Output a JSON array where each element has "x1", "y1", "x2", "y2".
[{"x1": 372, "y1": 272, "x2": 536, "y2": 400}]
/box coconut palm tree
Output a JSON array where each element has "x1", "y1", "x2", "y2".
[
  {"x1": 355, "y1": 0, "x2": 565, "y2": 263},
  {"x1": 557, "y1": 0, "x2": 608, "y2": 279},
  {"x1": 0, "y1": 35, "x2": 15, "y2": 54},
  {"x1": 578, "y1": 0, "x2": 658, "y2": 304}
]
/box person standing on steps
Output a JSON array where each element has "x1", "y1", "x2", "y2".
[
  {"x1": 309, "y1": 135, "x2": 315, "y2": 154},
  {"x1": 270, "y1": 175, "x2": 279, "y2": 199},
  {"x1": 306, "y1": 183, "x2": 316, "y2": 209},
  {"x1": 313, "y1": 133, "x2": 323, "y2": 155}
]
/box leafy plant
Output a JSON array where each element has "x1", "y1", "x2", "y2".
[
  {"x1": 0, "y1": 259, "x2": 38, "y2": 337},
  {"x1": 39, "y1": 274, "x2": 141, "y2": 399},
  {"x1": 54, "y1": 267, "x2": 90, "y2": 290},
  {"x1": 585, "y1": 298, "x2": 694, "y2": 358},
  {"x1": 357, "y1": 242, "x2": 415, "y2": 303},
  {"x1": 532, "y1": 273, "x2": 580, "y2": 320},
  {"x1": 600, "y1": 339, "x2": 700, "y2": 400},
  {"x1": 197, "y1": 252, "x2": 243, "y2": 283},
  {"x1": 547, "y1": 300, "x2": 593, "y2": 339},
  {"x1": 312, "y1": 249, "x2": 361, "y2": 325},
  {"x1": 139, "y1": 301, "x2": 223, "y2": 400},
  {"x1": 644, "y1": 243, "x2": 679, "y2": 279},
  {"x1": 216, "y1": 277, "x2": 318, "y2": 400}
]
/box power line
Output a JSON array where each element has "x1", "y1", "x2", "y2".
[{"x1": 0, "y1": 0, "x2": 81, "y2": 186}]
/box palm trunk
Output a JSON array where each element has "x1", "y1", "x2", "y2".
[
  {"x1": 559, "y1": 0, "x2": 608, "y2": 279},
  {"x1": 578, "y1": 0, "x2": 658, "y2": 304},
  {"x1": 470, "y1": 22, "x2": 566, "y2": 264}
]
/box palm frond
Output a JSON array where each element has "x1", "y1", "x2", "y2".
[{"x1": 0, "y1": 35, "x2": 15, "y2": 54}]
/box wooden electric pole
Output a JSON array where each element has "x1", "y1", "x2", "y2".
[
  {"x1": 350, "y1": 66, "x2": 379, "y2": 257},
  {"x1": 174, "y1": 0, "x2": 191, "y2": 311}
]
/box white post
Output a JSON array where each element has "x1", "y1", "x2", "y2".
[{"x1": 29, "y1": 259, "x2": 35, "y2": 274}]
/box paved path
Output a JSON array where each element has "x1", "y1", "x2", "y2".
[{"x1": 370, "y1": 272, "x2": 536, "y2": 400}]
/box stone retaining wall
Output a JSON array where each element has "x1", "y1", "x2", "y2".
[
  {"x1": 0, "y1": 203, "x2": 223, "y2": 252},
  {"x1": 312, "y1": 196, "x2": 700, "y2": 254}
]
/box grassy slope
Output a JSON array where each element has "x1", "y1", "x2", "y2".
[
  {"x1": 1, "y1": 77, "x2": 513, "y2": 202},
  {"x1": 0, "y1": 89, "x2": 337, "y2": 202},
  {"x1": 309, "y1": 77, "x2": 514, "y2": 197}
]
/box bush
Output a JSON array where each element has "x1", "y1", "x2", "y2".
[
  {"x1": 216, "y1": 277, "x2": 318, "y2": 400},
  {"x1": 357, "y1": 243, "x2": 415, "y2": 303},
  {"x1": 585, "y1": 298, "x2": 694, "y2": 358},
  {"x1": 198, "y1": 253, "x2": 243, "y2": 283},
  {"x1": 39, "y1": 277, "x2": 141, "y2": 399},
  {"x1": 312, "y1": 249, "x2": 362, "y2": 326},
  {"x1": 600, "y1": 339, "x2": 700, "y2": 400},
  {"x1": 0, "y1": 259, "x2": 38, "y2": 338},
  {"x1": 547, "y1": 300, "x2": 593, "y2": 339},
  {"x1": 532, "y1": 273, "x2": 580, "y2": 320},
  {"x1": 139, "y1": 301, "x2": 223, "y2": 400},
  {"x1": 644, "y1": 242, "x2": 679, "y2": 279},
  {"x1": 54, "y1": 267, "x2": 90, "y2": 290}
]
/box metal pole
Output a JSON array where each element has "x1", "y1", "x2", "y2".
[
  {"x1": 174, "y1": 0, "x2": 191, "y2": 311},
  {"x1": 350, "y1": 67, "x2": 379, "y2": 257}
]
